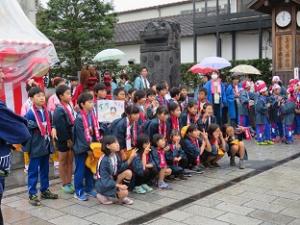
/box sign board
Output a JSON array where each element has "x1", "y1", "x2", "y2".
[
  {"x1": 294, "y1": 67, "x2": 299, "y2": 80},
  {"x1": 96, "y1": 100, "x2": 124, "y2": 123}
]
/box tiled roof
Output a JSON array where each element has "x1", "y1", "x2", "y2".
[{"x1": 113, "y1": 14, "x2": 193, "y2": 45}]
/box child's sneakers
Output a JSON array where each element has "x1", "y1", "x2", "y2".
[
  {"x1": 24, "y1": 165, "x2": 28, "y2": 174},
  {"x1": 41, "y1": 189, "x2": 58, "y2": 200},
  {"x1": 239, "y1": 159, "x2": 245, "y2": 169},
  {"x1": 122, "y1": 197, "x2": 134, "y2": 205},
  {"x1": 265, "y1": 140, "x2": 274, "y2": 145},
  {"x1": 177, "y1": 174, "x2": 188, "y2": 180},
  {"x1": 74, "y1": 192, "x2": 88, "y2": 201},
  {"x1": 257, "y1": 141, "x2": 268, "y2": 145},
  {"x1": 191, "y1": 166, "x2": 204, "y2": 174},
  {"x1": 86, "y1": 190, "x2": 97, "y2": 198},
  {"x1": 133, "y1": 186, "x2": 147, "y2": 194},
  {"x1": 97, "y1": 193, "x2": 113, "y2": 205},
  {"x1": 29, "y1": 195, "x2": 41, "y2": 206},
  {"x1": 62, "y1": 184, "x2": 75, "y2": 194},
  {"x1": 230, "y1": 156, "x2": 236, "y2": 166},
  {"x1": 158, "y1": 181, "x2": 172, "y2": 190},
  {"x1": 141, "y1": 184, "x2": 153, "y2": 192}
]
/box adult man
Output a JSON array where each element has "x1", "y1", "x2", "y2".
[
  {"x1": 0, "y1": 70, "x2": 31, "y2": 224},
  {"x1": 134, "y1": 67, "x2": 150, "y2": 90}
]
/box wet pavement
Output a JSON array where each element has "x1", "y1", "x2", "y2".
[{"x1": 2, "y1": 140, "x2": 300, "y2": 225}]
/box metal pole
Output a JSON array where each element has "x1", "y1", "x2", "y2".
[{"x1": 193, "y1": 0, "x2": 197, "y2": 63}]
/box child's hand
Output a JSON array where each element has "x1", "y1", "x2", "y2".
[
  {"x1": 200, "y1": 130, "x2": 208, "y2": 140},
  {"x1": 51, "y1": 128, "x2": 58, "y2": 140},
  {"x1": 164, "y1": 146, "x2": 170, "y2": 151},
  {"x1": 117, "y1": 184, "x2": 128, "y2": 190},
  {"x1": 146, "y1": 163, "x2": 153, "y2": 168}
]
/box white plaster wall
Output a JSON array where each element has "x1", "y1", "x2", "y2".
[
  {"x1": 118, "y1": 9, "x2": 160, "y2": 23},
  {"x1": 117, "y1": 44, "x2": 141, "y2": 65},
  {"x1": 221, "y1": 33, "x2": 232, "y2": 60},
  {"x1": 181, "y1": 37, "x2": 194, "y2": 63},
  {"x1": 197, "y1": 34, "x2": 217, "y2": 62},
  {"x1": 236, "y1": 31, "x2": 259, "y2": 60}
]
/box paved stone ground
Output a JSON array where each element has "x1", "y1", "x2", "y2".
[{"x1": 2, "y1": 140, "x2": 300, "y2": 225}]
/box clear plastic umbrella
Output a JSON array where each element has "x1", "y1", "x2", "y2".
[
  {"x1": 199, "y1": 56, "x2": 231, "y2": 70},
  {"x1": 93, "y1": 49, "x2": 125, "y2": 62},
  {"x1": 230, "y1": 64, "x2": 261, "y2": 75}
]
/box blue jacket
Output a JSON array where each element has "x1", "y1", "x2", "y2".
[
  {"x1": 110, "y1": 117, "x2": 128, "y2": 150},
  {"x1": 24, "y1": 108, "x2": 53, "y2": 158},
  {"x1": 181, "y1": 137, "x2": 201, "y2": 159},
  {"x1": 148, "y1": 118, "x2": 171, "y2": 140},
  {"x1": 0, "y1": 101, "x2": 30, "y2": 171},
  {"x1": 204, "y1": 80, "x2": 227, "y2": 106},
  {"x1": 280, "y1": 100, "x2": 296, "y2": 125},
  {"x1": 226, "y1": 84, "x2": 238, "y2": 119},
  {"x1": 73, "y1": 113, "x2": 95, "y2": 155},
  {"x1": 269, "y1": 96, "x2": 281, "y2": 123},
  {"x1": 95, "y1": 154, "x2": 129, "y2": 197},
  {"x1": 180, "y1": 112, "x2": 198, "y2": 127},
  {"x1": 255, "y1": 95, "x2": 269, "y2": 124},
  {"x1": 197, "y1": 115, "x2": 216, "y2": 131},
  {"x1": 53, "y1": 105, "x2": 74, "y2": 150},
  {"x1": 165, "y1": 144, "x2": 186, "y2": 166},
  {"x1": 134, "y1": 76, "x2": 149, "y2": 90},
  {"x1": 131, "y1": 151, "x2": 158, "y2": 176}
]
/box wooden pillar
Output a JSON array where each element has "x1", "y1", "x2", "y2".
[
  {"x1": 232, "y1": 31, "x2": 236, "y2": 61},
  {"x1": 193, "y1": 0, "x2": 197, "y2": 63}
]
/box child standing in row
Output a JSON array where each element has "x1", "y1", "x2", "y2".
[{"x1": 25, "y1": 87, "x2": 58, "y2": 206}]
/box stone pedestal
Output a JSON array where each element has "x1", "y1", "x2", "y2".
[{"x1": 140, "y1": 20, "x2": 181, "y2": 87}]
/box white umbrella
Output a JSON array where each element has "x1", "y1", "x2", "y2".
[
  {"x1": 93, "y1": 48, "x2": 125, "y2": 62},
  {"x1": 199, "y1": 56, "x2": 231, "y2": 70},
  {"x1": 230, "y1": 64, "x2": 261, "y2": 75}
]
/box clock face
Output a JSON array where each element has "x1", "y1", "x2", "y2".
[
  {"x1": 276, "y1": 11, "x2": 291, "y2": 28},
  {"x1": 297, "y1": 11, "x2": 300, "y2": 27}
]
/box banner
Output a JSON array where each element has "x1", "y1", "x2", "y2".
[{"x1": 96, "y1": 100, "x2": 124, "y2": 123}]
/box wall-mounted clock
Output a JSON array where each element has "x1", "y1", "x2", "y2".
[
  {"x1": 276, "y1": 11, "x2": 292, "y2": 28},
  {"x1": 297, "y1": 11, "x2": 300, "y2": 27}
]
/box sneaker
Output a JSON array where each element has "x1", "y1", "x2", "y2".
[
  {"x1": 41, "y1": 189, "x2": 58, "y2": 199},
  {"x1": 158, "y1": 181, "x2": 172, "y2": 190},
  {"x1": 266, "y1": 140, "x2": 274, "y2": 145},
  {"x1": 230, "y1": 156, "x2": 236, "y2": 166},
  {"x1": 29, "y1": 195, "x2": 41, "y2": 206},
  {"x1": 122, "y1": 197, "x2": 134, "y2": 205},
  {"x1": 178, "y1": 174, "x2": 188, "y2": 180},
  {"x1": 239, "y1": 159, "x2": 245, "y2": 169},
  {"x1": 68, "y1": 183, "x2": 75, "y2": 192},
  {"x1": 141, "y1": 184, "x2": 153, "y2": 192},
  {"x1": 24, "y1": 165, "x2": 28, "y2": 174},
  {"x1": 257, "y1": 141, "x2": 268, "y2": 145},
  {"x1": 86, "y1": 190, "x2": 97, "y2": 198},
  {"x1": 97, "y1": 193, "x2": 113, "y2": 205},
  {"x1": 74, "y1": 192, "x2": 88, "y2": 201},
  {"x1": 191, "y1": 166, "x2": 204, "y2": 174},
  {"x1": 62, "y1": 184, "x2": 75, "y2": 194},
  {"x1": 133, "y1": 186, "x2": 147, "y2": 194}
]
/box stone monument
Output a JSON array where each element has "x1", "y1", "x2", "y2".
[{"x1": 140, "y1": 20, "x2": 181, "y2": 87}]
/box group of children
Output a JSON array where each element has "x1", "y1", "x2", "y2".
[{"x1": 21, "y1": 72, "x2": 299, "y2": 207}]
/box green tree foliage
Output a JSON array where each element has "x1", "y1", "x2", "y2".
[{"x1": 37, "y1": 0, "x2": 117, "y2": 76}]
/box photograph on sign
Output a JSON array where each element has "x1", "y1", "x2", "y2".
[{"x1": 96, "y1": 100, "x2": 124, "y2": 123}]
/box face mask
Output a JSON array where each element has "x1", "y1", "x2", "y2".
[{"x1": 211, "y1": 74, "x2": 218, "y2": 80}]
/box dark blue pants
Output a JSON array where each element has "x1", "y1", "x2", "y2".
[
  {"x1": 295, "y1": 115, "x2": 300, "y2": 135},
  {"x1": 271, "y1": 122, "x2": 283, "y2": 139},
  {"x1": 28, "y1": 154, "x2": 50, "y2": 196},
  {"x1": 74, "y1": 152, "x2": 94, "y2": 196},
  {"x1": 284, "y1": 124, "x2": 294, "y2": 143},
  {"x1": 256, "y1": 122, "x2": 271, "y2": 142}
]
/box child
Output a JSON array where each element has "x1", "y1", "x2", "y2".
[
  {"x1": 239, "y1": 81, "x2": 255, "y2": 127},
  {"x1": 113, "y1": 87, "x2": 126, "y2": 101},
  {"x1": 198, "y1": 103, "x2": 217, "y2": 131},
  {"x1": 95, "y1": 135, "x2": 135, "y2": 205},
  {"x1": 179, "y1": 85, "x2": 189, "y2": 110},
  {"x1": 181, "y1": 124, "x2": 211, "y2": 173},
  {"x1": 166, "y1": 130, "x2": 189, "y2": 179},
  {"x1": 110, "y1": 105, "x2": 140, "y2": 160},
  {"x1": 133, "y1": 90, "x2": 147, "y2": 123},
  {"x1": 94, "y1": 83, "x2": 107, "y2": 100},
  {"x1": 180, "y1": 100, "x2": 199, "y2": 127},
  {"x1": 197, "y1": 88, "x2": 209, "y2": 115},
  {"x1": 156, "y1": 83, "x2": 168, "y2": 107},
  {"x1": 280, "y1": 97, "x2": 296, "y2": 144},
  {"x1": 120, "y1": 74, "x2": 133, "y2": 92},
  {"x1": 269, "y1": 84, "x2": 284, "y2": 142},
  {"x1": 131, "y1": 134, "x2": 157, "y2": 194},
  {"x1": 222, "y1": 124, "x2": 246, "y2": 169},
  {"x1": 168, "y1": 102, "x2": 181, "y2": 132},
  {"x1": 73, "y1": 92, "x2": 100, "y2": 201},
  {"x1": 127, "y1": 88, "x2": 137, "y2": 105},
  {"x1": 169, "y1": 87, "x2": 181, "y2": 105},
  {"x1": 255, "y1": 80, "x2": 273, "y2": 145},
  {"x1": 152, "y1": 134, "x2": 172, "y2": 189},
  {"x1": 203, "y1": 123, "x2": 227, "y2": 168},
  {"x1": 148, "y1": 106, "x2": 170, "y2": 140},
  {"x1": 146, "y1": 89, "x2": 159, "y2": 120},
  {"x1": 52, "y1": 85, "x2": 75, "y2": 194},
  {"x1": 295, "y1": 82, "x2": 300, "y2": 138},
  {"x1": 24, "y1": 87, "x2": 58, "y2": 206},
  {"x1": 163, "y1": 81, "x2": 171, "y2": 100}
]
